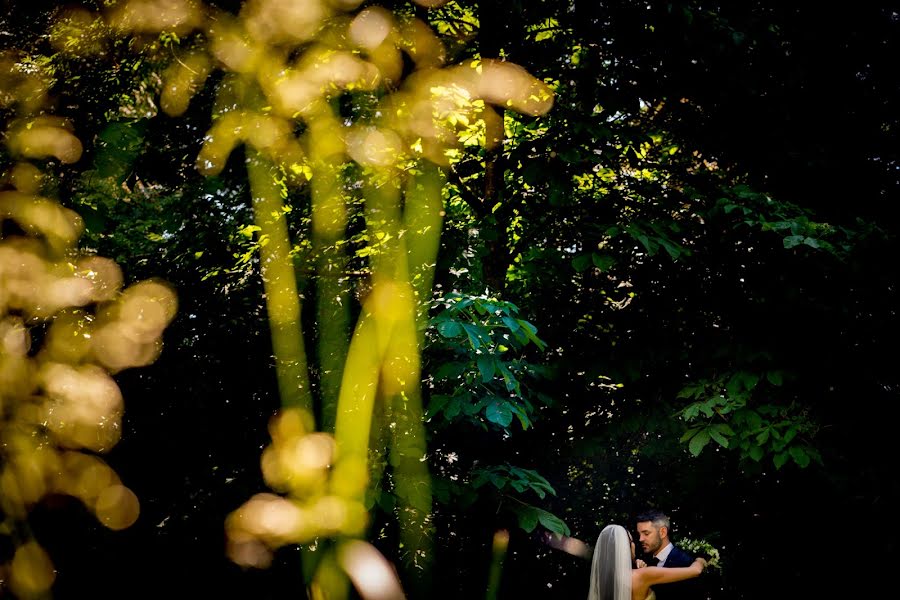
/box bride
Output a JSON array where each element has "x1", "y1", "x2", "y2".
[{"x1": 588, "y1": 524, "x2": 706, "y2": 600}]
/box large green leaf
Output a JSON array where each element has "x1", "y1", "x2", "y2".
[
  {"x1": 477, "y1": 354, "x2": 496, "y2": 382},
  {"x1": 536, "y1": 509, "x2": 570, "y2": 536},
  {"x1": 485, "y1": 400, "x2": 513, "y2": 428},
  {"x1": 773, "y1": 451, "x2": 790, "y2": 469},
  {"x1": 688, "y1": 429, "x2": 711, "y2": 456},
  {"x1": 437, "y1": 320, "x2": 463, "y2": 338},
  {"x1": 708, "y1": 425, "x2": 730, "y2": 448}
]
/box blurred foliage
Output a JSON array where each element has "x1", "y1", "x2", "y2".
[{"x1": 0, "y1": 34, "x2": 176, "y2": 597}]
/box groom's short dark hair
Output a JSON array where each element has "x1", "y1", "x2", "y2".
[{"x1": 636, "y1": 510, "x2": 670, "y2": 529}]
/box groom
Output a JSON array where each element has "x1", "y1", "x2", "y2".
[{"x1": 636, "y1": 510, "x2": 700, "y2": 600}]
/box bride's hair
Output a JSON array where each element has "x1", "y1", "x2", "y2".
[{"x1": 588, "y1": 524, "x2": 632, "y2": 600}]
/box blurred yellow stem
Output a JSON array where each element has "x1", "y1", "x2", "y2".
[
  {"x1": 246, "y1": 149, "x2": 313, "y2": 412},
  {"x1": 310, "y1": 115, "x2": 350, "y2": 432}
]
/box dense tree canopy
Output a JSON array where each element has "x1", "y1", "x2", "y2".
[{"x1": 1, "y1": 1, "x2": 896, "y2": 599}]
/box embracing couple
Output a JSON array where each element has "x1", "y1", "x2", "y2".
[{"x1": 544, "y1": 510, "x2": 708, "y2": 600}]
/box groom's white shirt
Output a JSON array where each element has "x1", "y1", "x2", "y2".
[{"x1": 655, "y1": 542, "x2": 674, "y2": 566}]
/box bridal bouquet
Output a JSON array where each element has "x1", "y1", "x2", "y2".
[{"x1": 679, "y1": 538, "x2": 722, "y2": 571}]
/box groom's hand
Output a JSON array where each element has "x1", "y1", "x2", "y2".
[{"x1": 694, "y1": 557, "x2": 708, "y2": 573}]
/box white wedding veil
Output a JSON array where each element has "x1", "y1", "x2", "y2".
[{"x1": 587, "y1": 524, "x2": 632, "y2": 600}]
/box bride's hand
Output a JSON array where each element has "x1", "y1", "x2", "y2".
[{"x1": 635, "y1": 559, "x2": 647, "y2": 569}]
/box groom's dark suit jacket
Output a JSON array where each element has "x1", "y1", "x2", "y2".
[{"x1": 652, "y1": 545, "x2": 701, "y2": 600}]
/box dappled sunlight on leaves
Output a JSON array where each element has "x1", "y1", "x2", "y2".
[{"x1": 3, "y1": 0, "x2": 554, "y2": 596}]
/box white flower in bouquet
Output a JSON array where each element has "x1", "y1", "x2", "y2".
[{"x1": 678, "y1": 538, "x2": 721, "y2": 571}]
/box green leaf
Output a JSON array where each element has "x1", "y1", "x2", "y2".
[
  {"x1": 496, "y1": 361, "x2": 519, "y2": 393},
  {"x1": 433, "y1": 361, "x2": 467, "y2": 381},
  {"x1": 437, "y1": 320, "x2": 463, "y2": 338},
  {"x1": 523, "y1": 471, "x2": 556, "y2": 497},
  {"x1": 463, "y1": 396, "x2": 485, "y2": 416},
  {"x1": 782, "y1": 426, "x2": 798, "y2": 445},
  {"x1": 681, "y1": 404, "x2": 700, "y2": 421},
  {"x1": 471, "y1": 299, "x2": 489, "y2": 315},
  {"x1": 501, "y1": 316, "x2": 521, "y2": 333},
  {"x1": 766, "y1": 370, "x2": 784, "y2": 386},
  {"x1": 739, "y1": 372, "x2": 760, "y2": 391},
  {"x1": 745, "y1": 409, "x2": 763, "y2": 430},
  {"x1": 461, "y1": 323, "x2": 485, "y2": 349},
  {"x1": 537, "y1": 510, "x2": 570, "y2": 536},
  {"x1": 477, "y1": 354, "x2": 496, "y2": 383},
  {"x1": 572, "y1": 254, "x2": 592, "y2": 272},
  {"x1": 716, "y1": 424, "x2": 735, "y2": 436},
  {"x1": 509, "y1": 402, "x2": 532, "y2": 429},
  {"x1": 657, "y1": 237, "x2": 682, "y2": 260},
  {"x1": 486, "y1": 401, "x2": 513, "y2": 428},
  {"x1": 516, "y1": 320, "x2": 547, "y2": 351},
  {"x1": 773, "y1": 451, "x2": 790, "y2": 469},
  {"x1": 680, "y1": 427, "x2": 700, "y2": 443},
  {"x1": 426, "y1": 394, "x2": 450, "y2": 418},
  {"x1": 688, "y1": 429, "x2": 710, "y2": 456},
  {"x1": 783, "y1": 235, "x2": 804, "y2": 249},
  {"x1": 676, "y1": 385, "x2": 700, "y2": 399},
  {"x1": 636, "y1": 234, "x2": 655, "y2": 254},
  {"x1": 444, "y1": 399, "x2": 463, "y2": 419},
  {"x1": 375, "y1": 490, "x2": 396, "y2": 512},
  {"x1": 708, "y1": 426, "x2": 730, "y2": 448},
  {"x1": 748, "y1": 446, "x2": 764, "y2": 462},
  {"x1": 789, "y1": 446, "x2": 810, "y2": 468},
  {"x1": 591, "y1": 253, "x2": 616, "y2": 271},
  {"x1": 516, "y1": 506, "x2": 540, "y2": 532}
]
